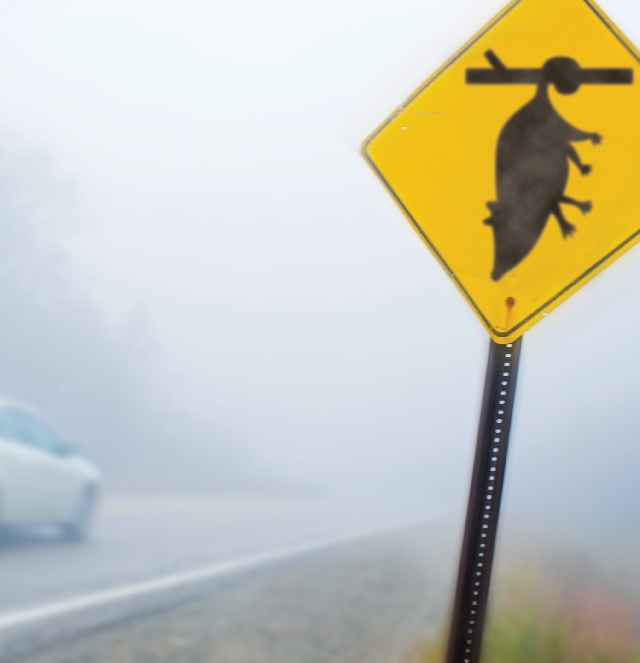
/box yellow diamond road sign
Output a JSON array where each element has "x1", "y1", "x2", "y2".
[{"x1": 363, "y1": 0, "x2": 640, "y2": 343}]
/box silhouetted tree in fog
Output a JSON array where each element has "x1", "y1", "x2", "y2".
[{"x1": 0, "y1": 141, "x2": 255, "y2": 493}]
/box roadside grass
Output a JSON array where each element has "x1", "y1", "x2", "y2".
[
  {"x1": 481, "y1": 609, "x2": 640, "y2": 663},
  {"x1": 412, "y1": 557, "x2": 640, "y2": 663}
]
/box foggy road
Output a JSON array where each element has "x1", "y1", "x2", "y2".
[
  {"x1": 2, "y1": 1, "x2": 640, "y2": 661},
  {"x1": 0, "y1": 495, "x2": 457, "y2": 662}
]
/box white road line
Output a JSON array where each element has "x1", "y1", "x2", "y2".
[{"x1": 0, "y1": 512, "x2": 449, "y2": 633}]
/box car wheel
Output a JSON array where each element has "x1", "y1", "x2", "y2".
[{"x1": 62, "y1": 486, "x2": 97, "y2": 543}]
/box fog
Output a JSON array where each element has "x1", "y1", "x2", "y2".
[{"x1": 0, "y1": 0, "x2": 639, "y2": 529}]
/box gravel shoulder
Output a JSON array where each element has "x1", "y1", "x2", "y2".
[{"x1": 6, "y1": 521, "x2": 459, "y2": 663}]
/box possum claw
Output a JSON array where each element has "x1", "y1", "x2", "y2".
[
  {"x1": 561, "y1": 222, "x2": 577, "y2": 238},
  {"x1": 580, "y1": 164, "x2": 592, "y2": 176},
  {"x1": 591, "y1": 133, "x2": 603, "y2": 146},
  {"x1": 579, "y1": 201, "x2": 593, "y2": 215}
]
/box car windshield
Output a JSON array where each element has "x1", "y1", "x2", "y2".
[
  {"x1": 0, "y1": 408, "x2": 61, "y2": 452},
  {"x1": 0, "y1": 409, "x2": 27, "y2": 444}
]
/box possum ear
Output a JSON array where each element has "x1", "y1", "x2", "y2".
[{"x1": 484, "y1": 202, "x2": 497, "y2": 226}]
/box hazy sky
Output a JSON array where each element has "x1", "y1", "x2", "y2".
[{"x1": 1, "y1": 0, "x2": 639, "y2": 505}]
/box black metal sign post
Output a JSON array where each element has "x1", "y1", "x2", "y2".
[{"x1": 445, "y1": 337, "x2": 523, "y2": 663}]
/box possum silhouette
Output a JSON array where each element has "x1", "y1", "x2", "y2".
[
  {"x1": 484, "y1": 56, "x2": 601, "y2": 281},
  {"x1": 466, "y1": 52, "x2": 633, "y2": 281}
]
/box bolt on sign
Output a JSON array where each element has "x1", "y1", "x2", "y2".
[{"x1": 363, "y1": 0, "x2": 640, "y2": 344}]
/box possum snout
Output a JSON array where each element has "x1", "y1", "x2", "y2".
[
  {"x1": 485, "y1": 202, "x2": 541, "y2": 281},
  {"x1": 492, "y1": 264, "x2": 509, "y2": 282},
  {"x1": 485, "y1": 204, "x2": 512, "y2": 280}
]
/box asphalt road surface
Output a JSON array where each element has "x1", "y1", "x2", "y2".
[{"x1": 0, "y1": 496, "x2": 460, "y2": 662}]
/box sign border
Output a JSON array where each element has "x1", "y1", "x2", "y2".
[{"x1": 362, "y1": 0, "x2": 640, "y2": 343}]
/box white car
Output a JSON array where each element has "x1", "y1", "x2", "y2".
[{"x1": 0, "y1": 400, "x2": 101, "y2": 541}]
